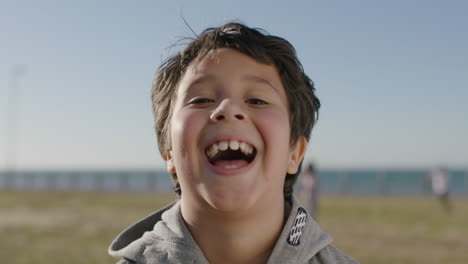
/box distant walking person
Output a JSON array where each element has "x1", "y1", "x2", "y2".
[
  {"x1": 431, "y1": 166, "x2": 451, "y2": 212},
  {"x1": 300, "y1": 163, "x2": 319, "y2": 219}
]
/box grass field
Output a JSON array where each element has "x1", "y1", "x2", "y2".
[{"x1": 1, "y1": 191, "x2": 467, "y2": 264}]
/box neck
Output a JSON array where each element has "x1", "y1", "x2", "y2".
[{"x1": 181, "y1": 195, "x2": 285, "y2": 264}]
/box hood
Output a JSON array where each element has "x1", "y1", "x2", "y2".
[
  {"x1": 108, "y1": 196, "x2": 333, "y2": 264},
  {"x1": 108, "y1": 200, "x2": 207, "y2": 263}
]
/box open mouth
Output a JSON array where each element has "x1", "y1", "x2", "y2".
[{"x1": 205, "y1": 140, "x2": 257, "y2": 166}]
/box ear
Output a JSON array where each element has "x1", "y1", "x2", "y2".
[
  {"x1": 164, "y1": 150, "x2": 177, "y2": 174},
  {"x1": 287, "y1": 136, "x2": 307, "y2": 174}
]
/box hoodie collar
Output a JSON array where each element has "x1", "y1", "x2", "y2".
[
  {"x1": 109, "y1": 196, "x2": 332, "y2": 263},
  {"x1": 267, "y1": 196, "x2": 333, "y2": 263}
]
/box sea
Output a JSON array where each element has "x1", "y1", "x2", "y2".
[{"x1": 0, "y1": 169, "x2": 467, "y2": 196}]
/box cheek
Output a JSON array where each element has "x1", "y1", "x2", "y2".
[
  {"x1": 255, "y1": 109, "x2": 292, "y2": 170},
  {"x1": 171, "y1": 111, "x2": 201, "y2": 154},
  {"x1": 256, "y1": 109, "x2": 291, "y2": 142},
  {"x1": 170, "y1": 111, "x2": 205, "y2": 185}
]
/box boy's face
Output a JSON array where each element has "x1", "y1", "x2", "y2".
[{"x1": 166, "y1": 48, "x2": 306, "y2": 212}]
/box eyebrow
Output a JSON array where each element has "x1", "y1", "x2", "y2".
[
  {"x1": 189, "y1": 75, "x2": 217, "y2": 88},
  {"x1": 242, "y1": 74, "x2": 280, "y2": 94},
  {"x1": 188, "y1": 74, "x2": 279, "y2": 94}
]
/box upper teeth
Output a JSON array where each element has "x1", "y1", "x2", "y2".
[{"x1": 206, "y1": 140, "x2": 254, "y2": 158}]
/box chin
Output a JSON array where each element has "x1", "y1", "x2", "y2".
[{"x1": 202, "y1": 187, "x2": 261, "y2": 213}]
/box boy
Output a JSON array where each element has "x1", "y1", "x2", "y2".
[{"x1": 109, "y1": 22, "x2": 358, "y2": 264}]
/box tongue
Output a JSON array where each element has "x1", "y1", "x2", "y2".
[{"x1": 213, "y1": 160, "x2": 249, "y2": 168}]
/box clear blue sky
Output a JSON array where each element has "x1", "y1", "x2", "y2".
[{"x1": 1, "y1": 0, "x2": 467, "y2": 170}]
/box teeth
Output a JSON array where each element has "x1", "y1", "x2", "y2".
[
  {"x1": 207, "y1": 144, "x2": 218, "y2": 158},
  {"x1": 241, "y1": 142, "x2": 252, "y2": 155},
  {"x1": 206, "y1": 140, "x2": 255, "y2": 158},
  {"x1": 229, "y1": 140, "x2": 239, "y2": 150},
  {"x1": 218, "y1": 141, "x2": 228, "y2": 151},
  {"x1": 245, "y1": 144, "x2": 252, "y2": 155}
]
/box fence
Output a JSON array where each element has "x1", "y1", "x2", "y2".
[
  {"x1": 0, "y1": 170, "x2": 172, "y2": 192},
  {"x1": 0, "y1": 169, "x2": 467, "y2": 196}
]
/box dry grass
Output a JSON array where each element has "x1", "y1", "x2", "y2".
[
  {"x1": 318, "y1": 196, "x2": 468, "y2": 264},
  {"x1": 0, "y1": 191, "x2": 176, "y2": 264},
  {"x1": 1, "y1": 191, "x2": 467, "y2": 263}
]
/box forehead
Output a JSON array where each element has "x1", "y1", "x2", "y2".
[{"x1": 179, "y1": 48, "x2": 284, "y2": 93}]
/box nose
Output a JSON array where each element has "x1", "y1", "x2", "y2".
[{"x1": 210, "y1": 99, "x2": 245, "y2": 122}]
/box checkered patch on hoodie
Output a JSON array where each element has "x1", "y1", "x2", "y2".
[{"x1": 287, "y1": 207, "x2": 307, "y2": 246}]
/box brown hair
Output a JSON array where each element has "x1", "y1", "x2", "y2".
[{"x1": 151, "y1": 22, "x2": 320, "y2": 200}]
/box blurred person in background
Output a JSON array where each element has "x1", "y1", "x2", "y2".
[
  {"x1": 431, "y1": 166, "x2": 451, "y2": 212},
  {"x1": 299, "y1": 162, "x2": 319, "y2": 219}
]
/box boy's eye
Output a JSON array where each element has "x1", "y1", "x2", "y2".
[
  {"x1": 190, "y1": 98, "x2": 214, "y2": 104},
  {"x1": 247, "y1": 98, "x2": 268, "y2": 105}
]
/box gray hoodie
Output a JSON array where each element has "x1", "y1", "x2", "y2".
[{"x1": 109, "y1": 197, "x2": 358, "y2": 264}]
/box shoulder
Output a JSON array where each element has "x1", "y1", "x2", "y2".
[
  {"x1": 109, "y1": 201, "x2": 178, "y2": 263},
  {"x1": 309, "y1": 245, "x2": 359, "y2": 264},
  {"x1": 110, "y1": 200, "x2": 208, "y2": 264}
]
